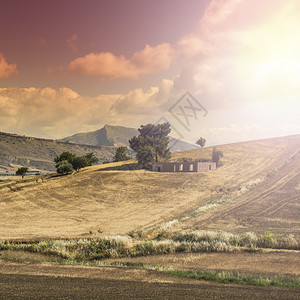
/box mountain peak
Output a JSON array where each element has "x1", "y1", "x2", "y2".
[{"x1": 59, "y1": 124, "x2": 198, "y2": 151}]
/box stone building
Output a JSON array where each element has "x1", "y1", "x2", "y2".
[{"x1": 152, "y1": 161, "x2": 216, "y2": 173}]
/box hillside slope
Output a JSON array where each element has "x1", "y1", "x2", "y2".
[
  {"x1": 0, "y1": 132, "x2": 115, "y2": 172},
  {"x1": 60, "y1": 124, "x2": 198, "y2": 152},
  {"x1": 0, "y1": 134, "x2": 299, "y2": 240}
]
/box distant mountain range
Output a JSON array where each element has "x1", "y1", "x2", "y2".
[{"x1": 59, "y1": 125, "x2": 198, "y2": 152}]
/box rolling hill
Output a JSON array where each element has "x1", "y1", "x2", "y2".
[
  {"x1": 0, "y1": 131, "x2": 115, "y2": 173},
  {"x1": 59, "y1": 124, "x2": 198, "y2": 152},
  {"x1": 0, "y1": 134, "x2": 299, "y2": 240}
]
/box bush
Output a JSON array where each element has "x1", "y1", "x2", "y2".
[
  {"x1": 16, "y1": 167, "x2": 28, "y2": 178},
  {"x1": 54, "y1": 151, "x2": 98, "y2": 173},
  {"x1": 113, "y1": 146, "x2": 131, "y2": 162},
  {"x1": 56, "y1": 160, "x2": 74, "y2": 174},
  {"x1": 258, "y1": 231, "x2": 277, "y2": 248},
  {"x1": 279, "y1": 234, "x2": 299, "y2": 249}
]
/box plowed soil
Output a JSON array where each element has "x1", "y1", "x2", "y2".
[{"x1": 0, "y1": 261, "x2": 299, "y2": 299}]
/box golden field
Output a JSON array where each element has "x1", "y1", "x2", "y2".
[{"x1": 0, "y1": 134, "x2": 299, "y2": 240}]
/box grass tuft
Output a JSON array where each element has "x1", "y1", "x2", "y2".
[{"x1": 162, "y1": 269, "x2": 300, "y2": 288}]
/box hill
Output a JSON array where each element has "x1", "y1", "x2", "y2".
[
  {"x1": 59, "y1": 124, "x2": 198, "y2": 152},
  {"x1": 0, "y1": 131, "x2": 115, "y2": 173},
  {"x1": 0, "y1": 134, "x2": 299, "y2": 240}
]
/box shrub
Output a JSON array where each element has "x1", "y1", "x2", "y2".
[
  {"x1": 54, "y1": 151, "x2": 98, "y2": 173},
  {"x1": 258, "y1": 231, "x2": 277, "y2": 248},
  {"x1": 279, "y1": 234, "x2": 298, "y2": 250},
  {"x1": 16, "y1": 167, "x2": 28, "y2": 178},
  {"x1": 56, "y1": 160, "x2": 74, "y2": 174},
  {"x1": 113, "y1": 146, "x2": 131, "y2": 162},
  {"x1": 173, "y1": 232, "x2": 198, "y2": 243}
]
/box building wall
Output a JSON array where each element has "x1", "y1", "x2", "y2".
[
  {"x1": 152, "y1": 162, "x2": 216, "y2": 173},
  {"x1": 197, "y1": 162, "x2": 216, "y2": 172}
]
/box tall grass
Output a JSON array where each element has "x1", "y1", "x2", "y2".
[
  {"x1": 0, "y1": 231, "x2": 298, "y2": 261},
  {"x1": 162, "y1": 269, "x2": 300, "y2": 288}
]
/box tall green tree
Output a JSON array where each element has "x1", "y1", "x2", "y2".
[
  {"x1": 113, "y1": 146, "x2": 131, "y2": 162},
  {"x1": 129, "y1": 122, "x2": 171, "y2": 168}
]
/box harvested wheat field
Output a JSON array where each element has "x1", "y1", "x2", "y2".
[{"x1": 0, "y1": 134, "x2": 300, "y2": 240}]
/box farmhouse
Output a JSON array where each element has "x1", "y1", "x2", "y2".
[{"x1": 152, "y1": 161, "x2": 216, "y2": 173}]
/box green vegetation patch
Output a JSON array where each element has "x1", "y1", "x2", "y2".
[{"x1": 162, "y1": 269, "x2": 300, "y2": 288}]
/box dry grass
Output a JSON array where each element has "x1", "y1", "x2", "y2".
[{"x1": 0, "y1": 135, "x2": 299, "y2": 240}]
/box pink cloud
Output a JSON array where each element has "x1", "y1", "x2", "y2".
[
  {"x1": 200, "y1": 0, "x2": 243, "y2": 29},
  {"x1": 0, "y1": 53, "x2": 18, "y2": 80},
  {"x1": 66, "y1": 34, "x2": 78, "y2": 52},
  {"x1": 68, "y1": 43, "x2": 174, "y2": 79}
]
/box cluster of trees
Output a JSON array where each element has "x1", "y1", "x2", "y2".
[
  {"x1": 54, "y1": 152, "x2": 98, "y2": 174},
  {"x1": 129, "y1": 123, "x2": 171, "y2": 169}
]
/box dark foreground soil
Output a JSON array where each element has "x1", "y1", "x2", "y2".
[
  {"x1": 0, "y1": 261, "x2": 299, "y2": 299},
  {"x1": 1, "y1": 273, "x2": 300, "y2": 300}
]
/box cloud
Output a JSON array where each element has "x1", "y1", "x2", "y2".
[
  {"x1": 2, "y1": 0, "x2": 300, "y2": 146},
  {"x1": 0, "y1": 87, "x2": 119, "y2": 138},
  {"x1": 66, "y1": 34, "x2": 78, "y2": 52},
  {"x1": 171, "y1": 0, "x2": 300, "y2": 111},
  {"x1": 68, "y1": 43, "x2": 174, "y2": 79},
  {"x1": 110, "y1": 79, "x2": 174, "y2": 115},
  {"x1": 0, "y1": 83, "x2": 174, "y2": 139},
  {"x1": 200, "y1": 0, "x2": 243, "y2": 29},
  {"x1": 0, "y1": 53, "x2": 18, "y2": 80}
]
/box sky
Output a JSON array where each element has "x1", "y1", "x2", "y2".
[{"x1": 0, "y1": 0, "x2": 300, "y2": 146}]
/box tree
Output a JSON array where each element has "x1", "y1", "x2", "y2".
[
  {"x1": 212, "y1": 148, "x2": 223, "y2": 166},
  {"x1": 56, "y1": 160, "x2": 74, "y2": 174},
  {"x1": 54, "y1": 151, "x2": 98, "y2": 174},
  {"x1": 136, "y1": 145, "x2": 156, "y2": 169},
  {"x1": 54, "y1": 152, "x2": 76, "y2": 165},
  {"x1": 84, "y1": 152, "x2": 99, "y2": 166},
  {"x1": 72, "y1": 156, "x2": 88, "y2": 171},
  {"x1": 129, "y1": 122, "x2": 171, "y2": 168},
  {"x1": 16, "y1": 167, "x2": 28, "y2": 178},
  {"x1": 113, "y1": 146, "x2": 131, "y2": 162},
  {"x1": 196, "y1": 137, "x2": 206, "y2": 148}
]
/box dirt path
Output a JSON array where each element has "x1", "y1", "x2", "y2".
[{"x1": 0, "y1": 261, "x2": 299, "y2": 299}]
